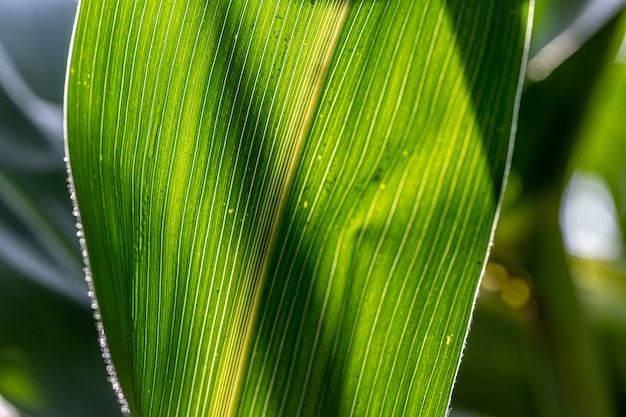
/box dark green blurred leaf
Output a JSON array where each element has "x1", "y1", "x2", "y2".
[{"x1": 0, "y1": 1, "x2": 123, "y2": 416}]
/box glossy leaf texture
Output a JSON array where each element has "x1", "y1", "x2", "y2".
[{"x1": 65, "y1": 0, "x2": 532, "y2": 416}]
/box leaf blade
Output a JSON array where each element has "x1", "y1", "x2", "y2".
[{"x1": 65, "y1": 0, "x2": 533, "y2": 416}]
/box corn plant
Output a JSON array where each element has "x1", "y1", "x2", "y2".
[
  {"x1": 64, "y1": 0, "x2": 532, "y2": 416},
  {"x1": 3, "y1": 0, "x2": 626, "y2": 417}
]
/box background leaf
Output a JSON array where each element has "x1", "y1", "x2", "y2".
[{"x1": 0, "y1": 0, "x2": 125, "y2": 416}]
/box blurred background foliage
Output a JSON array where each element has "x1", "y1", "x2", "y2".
[
  {"x1": 0, "y1": 0, "x2": 624, "y2": 416},
  {"x1": 0, "y1": 0, "x2": 123, "y2": 416}
]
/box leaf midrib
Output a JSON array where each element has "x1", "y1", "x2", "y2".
[{"x1": 218, "y1": 2, "x2": 353, "y2": 415}]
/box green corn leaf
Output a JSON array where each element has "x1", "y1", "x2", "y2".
[{"x1": 65, "y1": 0, "x2": 533, "y2": 416}]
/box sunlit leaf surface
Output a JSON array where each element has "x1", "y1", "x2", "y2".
[{"x1": 66, "y1": 0, "x2": 532, "y2": 416}]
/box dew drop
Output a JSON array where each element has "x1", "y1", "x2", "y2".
[{"x1": 66, "y1": 161, "x2": 132, "y2": 416}]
